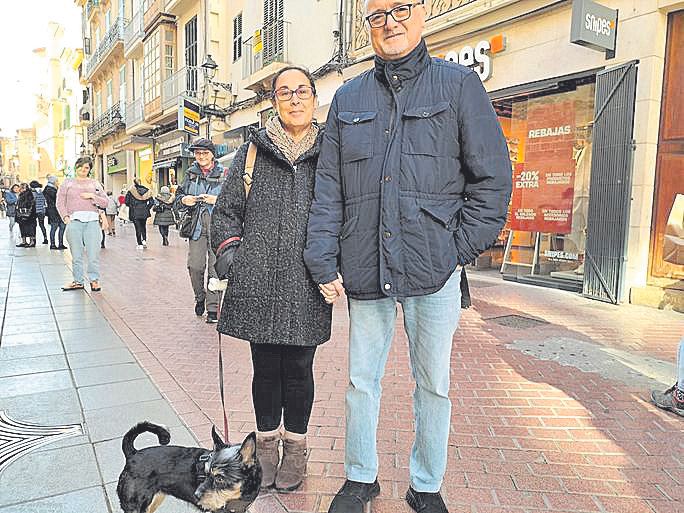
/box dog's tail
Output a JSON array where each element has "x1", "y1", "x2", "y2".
[{"x1": 121, "y1": 421, "x2": 171, "y2": 459}]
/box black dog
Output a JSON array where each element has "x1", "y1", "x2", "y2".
[{"x1": 116, "y1": 422, "x2": 262, "y2": 513}]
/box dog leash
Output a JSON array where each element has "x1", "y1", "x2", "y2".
[{"x1": 216, "y1": 290, "x2": 230, "y2": 444}]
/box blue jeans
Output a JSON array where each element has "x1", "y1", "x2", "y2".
[
  {"x1": 50, "y1": 221, "x2": 66, "y2": 247},
  {"x1": 345, "y1": 269, "x2": 462, "y2": 492},
  {"x1": 65, "y1": 220, "x2": 101, "y2": 284}
]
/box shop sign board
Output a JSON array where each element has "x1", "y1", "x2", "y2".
[
  {"x1": 178, "y1": 97, "x2": 200, "y2": 136},
  {"x1": 254, "y1": 29, "x2": 263, "y2": 54},
  {"x1": 439, "y1": 34, "x2": 506, "y2": 82},
  {"x1": 107, "y1": 150, "x2": 127, "y2": 174},
  {"x1": 570, "y1": 0, "x2": 618, "y2": 52},
  {"x1": 510, "y1": 101, "x2": 576, "y2": 234}
]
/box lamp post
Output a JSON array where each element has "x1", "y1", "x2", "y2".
[{"x1": 201, "y1": 54, "x2": 219, "y2": 138}]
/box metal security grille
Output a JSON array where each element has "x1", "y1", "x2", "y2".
[{"x1": 583, "y1": 61, "x2": 638, "y2": 304}]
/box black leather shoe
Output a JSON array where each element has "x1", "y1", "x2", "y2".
[
  {"x1": 406, "y1": 487, "x2": 449, "y2": 513},
  {"x1": 195, "y1": 301, "x2": 205, "y2": 316},
  {"x1": 206, "y1": 311, "x2": 218, "y2": 324},
  {"x1": 328, "y1": 479, "x2": 380, "y2": 513}
]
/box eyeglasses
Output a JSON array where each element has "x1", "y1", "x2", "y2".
[
  {"x1": 193, "y1": 150, "x2": 212, "y2": 157},
  {"x1": 272, "y1": 85, "x2": 315, "y2": 101},
  {"x1": 365, "y1": 2, "x2": 424, "y2": 29}
]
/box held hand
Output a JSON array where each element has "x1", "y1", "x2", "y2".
[
  {"x1": 318, "y1": 275, "x2": 345, "y2": 304},
  {"x1": 80, "y1": 192, "x2": 95, "y2": 200},
  {"x1": 202, "y1": 194, "x2": 217, "y2": 205},
  {"x1": 63, "y1": 216, "x2": 71, "y2": 224},
  {"x1": 182, "y1": 195, "x2": 197, "y2": 207}
]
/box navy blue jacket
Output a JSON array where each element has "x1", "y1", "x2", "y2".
[{"x1": 304, "y1": 40, "x2": 512, "y2": 299}]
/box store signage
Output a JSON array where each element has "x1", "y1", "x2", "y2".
[
  {"x1": 439, "y1": 34, "x2": 506, "y2": 82},
  {"x1": 510, "y1": 101, "x2": 577, "y2": 234},
  {"x1": 254, "y1": 29, "x2": 263, "y2": 54},
  {"x1": 178, "y1": 98, "x2": 200, "y2": 136},
  {"x1": 107, "y1": 150, "x2": 127, "y2": 175},
  {"x1": 570, "y1": 0, "x2": 618, "y2": 52}
]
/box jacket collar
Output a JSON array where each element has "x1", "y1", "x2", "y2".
[
  {"x1": 187, "y1": 160, "x2": 225, "y2": 179},
  {"x1": 249, "y1": 125, "x2": 322, "y2": 168},
  {"x1": 374, "y1": 39, "x2": 430, "y2": 90}
]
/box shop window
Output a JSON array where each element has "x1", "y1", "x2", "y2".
[{"x1": 489, "y1": 78, "x2": 596, "y2": 289}]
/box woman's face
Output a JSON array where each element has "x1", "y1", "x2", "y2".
[
  {"x1": 11, "y1": 185, "x2": 19, "y2": 193},
  {"x1": 76, "y1": 163, "x2": 91, "y2": 178},
  {"x1": 271, "y1": 69, "x2": 316, "y2": 133}
]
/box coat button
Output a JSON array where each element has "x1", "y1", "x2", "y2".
[
  {"x1": 353, "y1": 117, "x2": 360, "y2": 123},
  {"x1": 384, "y1": 175, "x2": 392, "y2": 182},
  {"x1": 422, "y1": 111, "x2": 429, "y2": 117},
  {"x1": 384, "y1": 283, "x2": 391, "y2": 290},
  {"x1": 384, "y1": 129, "x2": 390, "y2": 135},
  {"x1": 392, "y1": 74, "x2": 398, "y2": 81},
  {"x1": 383, "y1": 231, "x2": 391, "y2": 238}
]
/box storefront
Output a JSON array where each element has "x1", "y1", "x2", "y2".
[
  {"x1": 154, "y1": 131, "x2": 193, "y2": 190},
  {"x1": 106, "y1": 150, "x2": 128, "y2": 195}
]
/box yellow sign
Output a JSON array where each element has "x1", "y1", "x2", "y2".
[{"x1": 254, "y1": 29, "x2": 263, "y2": 53}]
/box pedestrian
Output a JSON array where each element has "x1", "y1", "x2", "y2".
[
  {"x1": 304, "y1": 2, "x2": 512, "y2": 512},
  {"x1": 105, "y1": 191, "x2": 118, "y2": 235},
  {"x1": 125, "y1": 178, "x2": 154, "y2": 249},
  {"x1": 56, "y1": 156, "x2": 108, "y2": 291},
  {"x1": 153, "y1": 185, "x2": 175, "y2": 246},
  {"x1": 118, "y1": 187, "x2": 129, "y2": 225},
  {"x1": 4, "y1": 184, "x2": 19, "y2": 238},
  {"x1": 43, "y1": 175, "x2": 67, "y2": 250},
  {"x1": 652, "y1": 336, "x2": 684, "y2": 417},
  {"x1": 0, "y1": 190, "x2": 6, "y2": 218},
  {"x1": 175, "y1": 138, "x2": 226, "y2": 322},
  {"x1": 15, "y1": 183, "x2": 37, "y2": 248},
  {"x1": 211, "y1": 66, "x2": 331, "y2": 492},
  {"x1": 30, "y1": 180, "x2": 49, "y2": 244}
]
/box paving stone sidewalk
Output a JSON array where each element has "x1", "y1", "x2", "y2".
[
  {"x1": 0, "y1": 222, "x2": 197, "y2": 513},
  {"x1": 2, "y1": 218, "x2": 683, "y2": 513}
]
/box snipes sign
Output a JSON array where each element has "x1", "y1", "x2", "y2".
[{"x1": 570, "y1": 0, "x2": 618, "y2": 53}]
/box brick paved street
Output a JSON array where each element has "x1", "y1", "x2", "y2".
[{"x1": 85, "y1": 222, "x2": 684, "y2": 513}]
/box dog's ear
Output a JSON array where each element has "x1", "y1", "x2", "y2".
[
  {"x1": 211, "y1": 425, "x2": 226, "y2": 448},
  {"x1": 239, "y1": 432, "x2": 257, "y2": 463}
]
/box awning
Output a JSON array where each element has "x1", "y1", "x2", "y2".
[
  {"x1": 152, "y1": 158, "x2": 178, "y2": 170},
  {"x1": 114, "y1": 136, "x2": 154, "y2": 151}
]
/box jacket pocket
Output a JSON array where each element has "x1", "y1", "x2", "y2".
[
  {"x1": 339, "y1": 215, "x2": 359, "y2": 240},
  {"x1": 419, "y1": 201, "x2": 461, "y2": 232},
  {"x1": 338, "y1": 111, "x2": 376, "y2": 162},
  {"x1": 402, "y1": 101, "x2": 456, "y2": 157}
]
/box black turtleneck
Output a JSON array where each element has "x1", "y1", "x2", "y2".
[{"x1": 373, "y1": 39, "x2": 431, "y2": 90}]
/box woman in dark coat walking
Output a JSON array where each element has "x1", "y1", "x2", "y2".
[
  {"x1": 153, "y1": 185, "x2": 175, "y2": 246},
  {"x1": 43, "y1": 175, "x2": 66, "y2": 249},
  {"x1": 15, "y1": 183, "x2": 37, "y2": 247},
  {"x1": 125, "y1": 179, "x2": 153, "y2": 248},
  {"x1": 211, "y1": 66, "x2": 331, "y2": 492}
]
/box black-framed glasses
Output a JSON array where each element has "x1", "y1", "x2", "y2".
[
  {"x1": 365, "y1": 1, "x2": 424, "y2": 29},
  {"x1": 272, "y1": 85, "x2": 315, "y2": 101}
]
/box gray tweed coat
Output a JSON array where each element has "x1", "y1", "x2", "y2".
[{"x1": 210, "y1": 127, "x2": 332, "y2": 346}]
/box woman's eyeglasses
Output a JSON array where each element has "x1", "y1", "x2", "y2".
[
  {"x1": 365, "y1": 2, "x2": 424, "y2": 29},
  {"x1": 273, "y1": 85, "x2": 315, "y2": 101}
]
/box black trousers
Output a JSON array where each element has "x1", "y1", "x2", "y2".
[
  {"x1": 158, "y1": 225, "x2": 169, "y2": 237},
  {"x1": 37, "y1": 214, "x2": 47, "y2": 240},
  {"x1": 132, "y1": 219, "x2": 147, "y2": 245},
  {"x1": 250, "y1": 343, "x2": 317, "y2": 434}
]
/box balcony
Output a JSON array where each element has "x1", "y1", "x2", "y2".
[
  {"x1": 164, "y1": 0, "x2": 195, "y2": 15},
  {"x1": 85, "y1": 17, "x2": 126, "y2": 79},
  {"x1": 126, "y1": 97, "x2": 144, "y2": 128},
  {"x1": 143, "y1": 0, "x2": 174, "y2": 31},
  {"x1": 88, "y1": 102, "x2": 126, "y2": 143},
  {"x1": 124, "y1": 9, "x2": 144, "y2": 56},
  {"x1": 85, "y1": 0, "x2": 100, "y2": 21},
  {"x1": 242, "y1": 20, "x2": 290, "y2": 92},
  {"x1": 162, "y1": 66, "x2": 200, "y2": 110}
]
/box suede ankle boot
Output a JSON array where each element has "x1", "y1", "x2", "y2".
[
  {"x1": 275, "y1": 432, "x2": 307, "y2": 492},
  {"x1": 256, "y1": 430, "x2": 281, "y2": 488}
]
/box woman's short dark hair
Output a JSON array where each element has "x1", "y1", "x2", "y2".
[
  {"x1": 75, "y1": 156, "x2": 93, "y2": 170},
  {"x1": 270, "y1": 66, "x2": 316, "y2": 97}
]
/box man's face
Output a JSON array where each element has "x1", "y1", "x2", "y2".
[
  {"x1": 366, "y1": 0, "x2": 426, "y2": 61},
  {"x1": 194, "y1": 150, "x2": 214, "y2": 168}
]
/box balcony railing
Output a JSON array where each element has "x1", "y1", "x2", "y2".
[
  {"x1": 126, "y1": 97, "x2": 144, "y2": 128},
  {"x1": 88, "y1": 101, "x2": 126, "y2": 143},
  {"x1": 85, "y1": 0, "x2": 101, "y2": 20},
  {"x1": 162, "y1": 66, "x2": 199, "y2": 110},
  {"x1": 124, "y1": 9, "x2": 144, "y2": 53},
  {"x1": 243, "y1": 20, "x2": 289, "y2": 79},
  {"x1": 85, "y1": 17, "x2": 126, "y2": 78}
]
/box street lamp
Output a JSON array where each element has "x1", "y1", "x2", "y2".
[
  {"x1": 201, "y1": 54, "x2": 218, "y2": 82},
  {"x1": 80, "y1": 142, "x2": 86, "y2": 155}
]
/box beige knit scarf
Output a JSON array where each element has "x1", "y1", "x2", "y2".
[{"x1": 265, "y1": 116, "x2": 319, "y2": 165}]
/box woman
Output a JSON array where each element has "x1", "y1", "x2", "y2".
[
  {"x1": 125, "y1": 178, "x2": 153, "y2": 249},
  {"x1": 4, "y1": 184, "x2": 19, "y2": 237},
  {"x1": 105, "y1": 191, "x2": 118, "y2": 236},
  {"x1": 153, "y1": 185, "x2": 175, "y2": 246},
  {"x1": 30, "y1": 180, "x2": 48, "y2": 244},
  {"x1": 56, "y1": 156, "x2": 108, "y2": 291},
  {"x1": 43, "y1": 175, "x2": 67, "y2": 250},
  {"x1": 211, "y1": 66, "x2": 331, "y2": 492},
  {"x1": 15, "y1": 183, "x2": 37, "y2": 247}
]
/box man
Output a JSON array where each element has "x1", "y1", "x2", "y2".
[
  {"x1": 304, "y1": 1, "x2": 512, "y2": 512},
  {"x1": 175, "y1": 138, "x2": 226, "y2": 323}
]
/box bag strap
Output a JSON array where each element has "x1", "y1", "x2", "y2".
[{"x1": 242, "y1": 142, "x2": 258, "y2": 197}]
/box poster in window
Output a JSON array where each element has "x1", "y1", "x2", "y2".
[{"x1": 510, "y1": 101, "x2": 576, "y2": 234}]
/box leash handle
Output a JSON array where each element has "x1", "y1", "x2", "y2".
[{"x1": 217, "y1": 289, "x2": 230, "y2": 444}]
